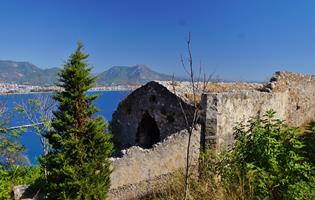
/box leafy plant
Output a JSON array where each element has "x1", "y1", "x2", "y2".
[
  {"x1": 224, "y1": 110, "x2": 315, "y2": 199},
  {"x1": 0, "y1": 166, "x2": 41, "y2": 199}
]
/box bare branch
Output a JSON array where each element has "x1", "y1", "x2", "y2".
[
  {"x1": 171, "y1": 75, "x2": 190, "y2": 127},
  {"x1": 180, "y1": 54, "x2": 190, "y2": 75},
  {"x1": 174, "y1": 32, "x2": 216, "y2": 200},
  {"x1": 7, "y1": 123, "x2": 45, "y2": 130},
  {"x1": 15, "y1": 94, "x2": 56, "y2": 157}
]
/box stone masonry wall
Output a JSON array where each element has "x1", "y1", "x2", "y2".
[
  {"x1": 111, "y1": 81, "x2": 195, "y2": 150},
  {"x1": 264, "y1": 71, "x2": 315, "y2": 126},
  {"x1": 201, "y1": 91, "x2": 288, "y2": 148},
  {"x1": 201, "y1": 71, "x2": 315, "y2": 149},
  {"x1": 108, "y1": 126, "x2": 201, "y2": 200}
]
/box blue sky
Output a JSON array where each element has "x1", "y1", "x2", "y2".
[{"x1": 1, "y1": 0, "x2": 315, "y2": 81}]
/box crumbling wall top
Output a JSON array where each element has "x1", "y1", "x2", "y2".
[
  {"x1": 158, "y1": 80, "x2": 264, "y2": 104},
  {"x1": 263, "y1": 71, "x2": 315, "y2": 92}
]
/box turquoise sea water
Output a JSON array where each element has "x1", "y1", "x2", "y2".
[{"x1": 0, "y1": 91, "x2": 128, "y2": 165}]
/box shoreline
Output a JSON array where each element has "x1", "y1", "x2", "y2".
[{"x1": 0, "y1": 86, "x2": 138, "y2": 95}]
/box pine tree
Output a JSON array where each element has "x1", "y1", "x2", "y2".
[{"x1": 41, "y1": 43, "x2": 113, "y2": 199}]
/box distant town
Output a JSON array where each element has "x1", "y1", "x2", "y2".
[{"x1": 0, "y1": 83, "x2": 141, "y2": 94}]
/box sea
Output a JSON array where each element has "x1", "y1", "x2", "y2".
[{"x1": 0, "y1": 91, "x2": 129, "y2": 165}]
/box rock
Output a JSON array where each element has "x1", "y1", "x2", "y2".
[
  {"x1": 12, "y1": 185, "x2": 29, "y2": 200},
  {"x1": 11, "y1": 185, "x2": 45, "y2": 200},
  {"x1": 11, "y1": 185, "x2": 34, "y2": 200}
]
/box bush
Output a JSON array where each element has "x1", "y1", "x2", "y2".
[
  {"x1": 223, "y1": 110, "x2": 315, "y2": 199},
  {"x1": 0, "y1": 166, "x2": 41, "y2": 199}
]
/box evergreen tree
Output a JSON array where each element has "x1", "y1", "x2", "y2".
[{"x1": 41, "y1": 43, "x2": 113, "y2": 200}]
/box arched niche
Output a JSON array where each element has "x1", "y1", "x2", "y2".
[{"x1": 135, "y1": 112, "x2": 160, "y2": 148}]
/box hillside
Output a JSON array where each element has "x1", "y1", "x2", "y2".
[
  {"x1": 0, "y1": 60, "x2": 59, "y2": 86},
  {"x1": 97, "y1": 65, "x2": 174, "y2": 86},
  {"x1": 0, "y1": 61, "x2": 177, "y2": 86}
]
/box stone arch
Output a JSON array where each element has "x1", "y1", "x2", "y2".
[{"x1": 135, "y1": 112, "x2": 160, "y2": 148}]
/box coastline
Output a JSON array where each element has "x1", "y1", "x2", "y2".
[{"x1": 0, "y1": 84, "x2": 140, "y2": 95}]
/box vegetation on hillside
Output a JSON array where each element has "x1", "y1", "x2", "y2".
[{"x1": 0, "y1": 166, "x2": 41, "y2": 199}]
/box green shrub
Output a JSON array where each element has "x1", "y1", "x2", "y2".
[
  {"x1": 0, "y1": 166, "x2": 41, "y2": 199},
  {"x1": 223, "y1": 110, "x2": 315, "y2": 199}
]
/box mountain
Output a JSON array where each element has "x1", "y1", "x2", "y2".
[
  {"x1": 97, "y1": 65, "x2": 174, "y2": 86},
  {"x1": 0, "y1": 60, "x2": 59, "y2": 86},
  {"x1": 0, "y1": 61, "x2": 177, "y2": 86}
]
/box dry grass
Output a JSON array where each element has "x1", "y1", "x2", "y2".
[
  {"x1": 145, "y1": 150, "x2": 254, "y2": 200},
  {"x1": 205, "y1": 82, "x2": 263, "y2": 93},
  {"x1": 182, "y1": 82, "x2": 263, "y2": 105},
  {"x1": 144, "y1": 170, "x2": 219, "y2": 200}
]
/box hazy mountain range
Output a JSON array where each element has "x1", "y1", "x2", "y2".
[{"x1": 0, "y1": 60, "x2": 176, "y2": 86}]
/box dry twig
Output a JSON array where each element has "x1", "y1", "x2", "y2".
[{"x1": 171, "y1": 32, "x2": 212, "y2": 200}]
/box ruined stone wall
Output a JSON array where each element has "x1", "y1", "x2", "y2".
[
  {"x1": 108, "y1": 126, "x2": 201, "y2": 200},
  {"x1": 264, "y1": 71, "x2": 315, "y2": 126},
  {"x1": 201, "y1": 71, "x2": 315, "y2": 149},
  {"x1": 111, "y1": 81, "x2": 195, "y2": 150},
  {"x1": 159, "y1": 80, "x2": 264, "y2": 105},
  {"x1": 201, "y1": 91, "x2": 288, "y2": 148}
]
